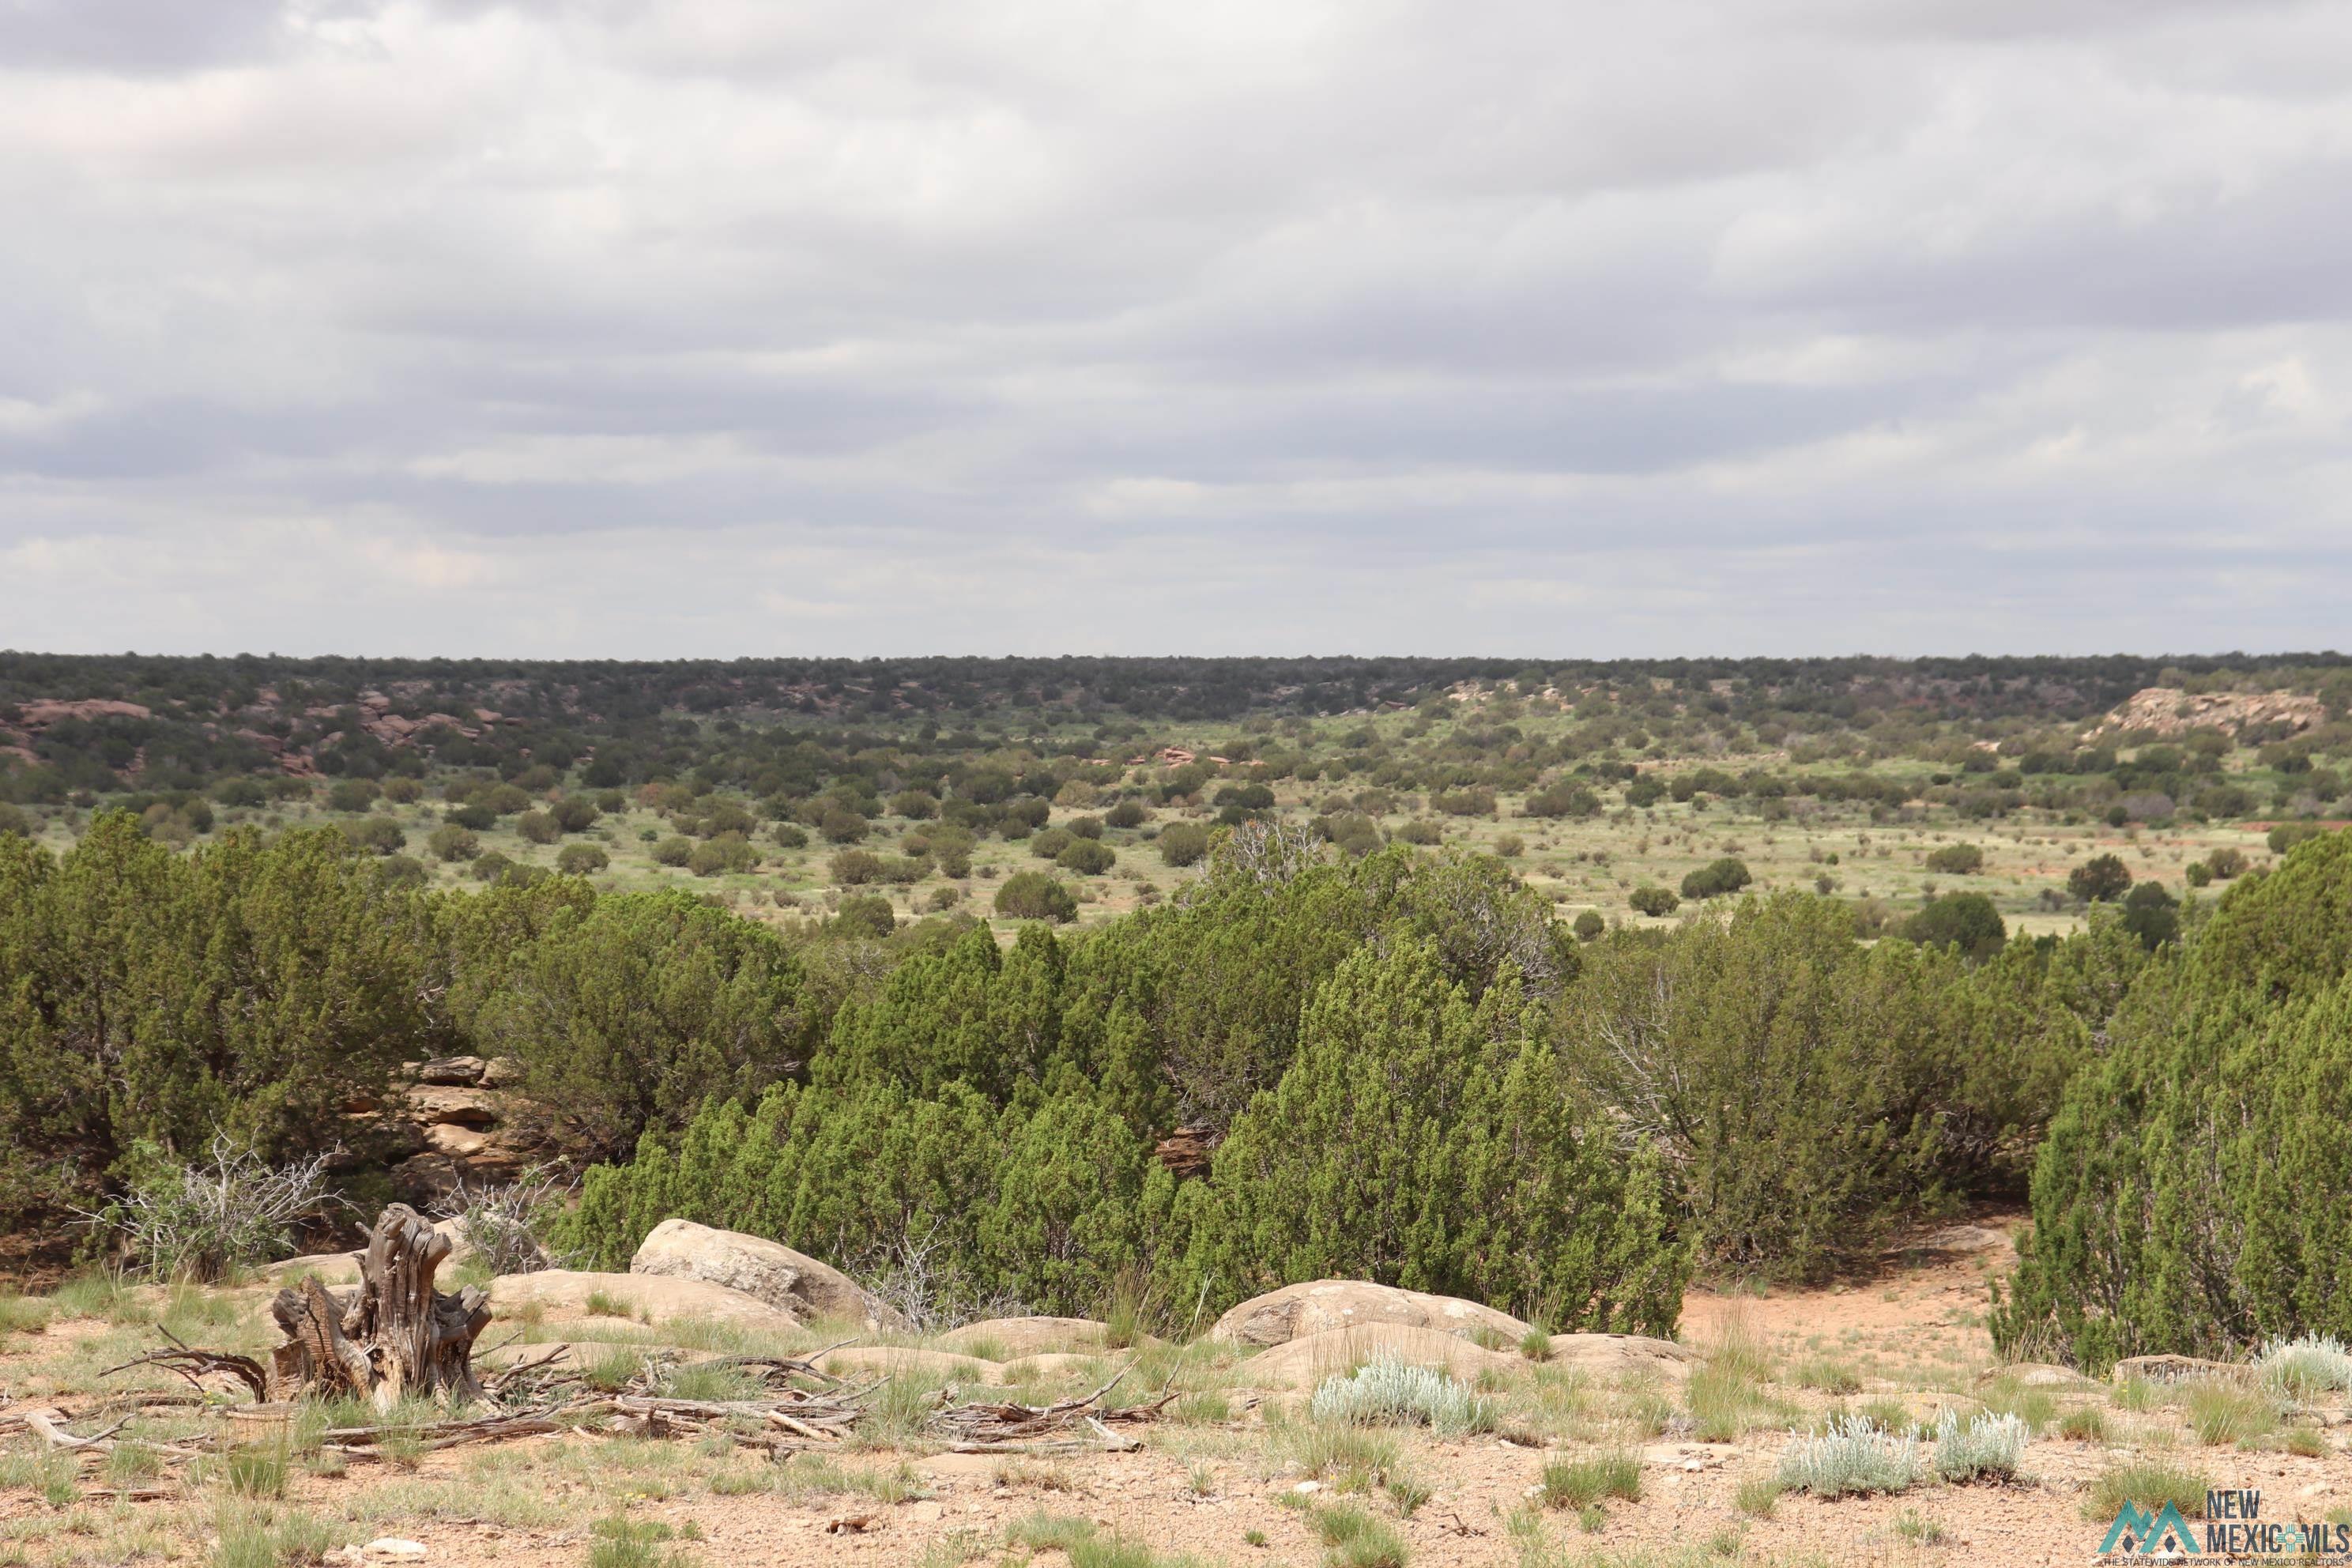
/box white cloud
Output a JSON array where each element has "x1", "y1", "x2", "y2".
[{"x1": 1, "y1": 0, "x2": 2347, "y2": 656}]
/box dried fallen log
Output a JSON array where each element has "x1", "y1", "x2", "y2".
[
  {"x1": 929, "y1": 1365, "x2": 1174, "y2": 1453},
  {"x1": 269, "y1": 1204, "x2": 489, "y2": 1407}
]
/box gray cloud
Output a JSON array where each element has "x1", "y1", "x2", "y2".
[{"x1": 1, "y1": 0, "x2": 2346, "y2": 657}]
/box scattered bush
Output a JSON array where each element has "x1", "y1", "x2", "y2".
[
  {"x1": 1057, "y1": 839, "x2": 1116, "y2": 876},
  {"x1": 1156, "y1": 823, "x2": 1211, "y2": 868},
  {"x1": 1774, "y1": 1415, "x2": 1921, "y2": 1497},
  {"x1": 1628, "y1": 885, "x2": 1679, "y2": 918},
  {"x1": 1932, "y1": 1409, "x2": 2028, "y2": 1483},
  {"x1": 2263, "y1": 1333, "x2": 2352, "y2": 1397},
  {"x1": 339, "y1": 816, "x2": 405, "y2": 856},
  {"x1": 1539, "y1": 1449, "x2": 1640, "y2": 1510},
  {"x1": 1924, "y1": 842, "x2": 1984, "y2": 875},
  {"x1": 2067, "y1": 854, "x2": 2132, "y2": 903},
  {"x1": 428, "y1": 824, "x2": 482, "y2": 863},
  {"x1": 82, "y1": 1136, "x2": 343, "y2": 1283},
  {"x1": 1679, "y1": 858, "x2": 1751, "y2": 900},
  {"x1": 995, "y1": 871, "x2": 1078, "y2": 923},
  {"x1": 2084, "y1": 1459, "x2": 2207, "y2": 1524},
  {"x1": 1308, "y1": 1355, "x2": 1494, "y2": 1437},
  {"x1": 831, "y1": 849, "x2": 886, "y2": 886},
  {"x1": 556, "y1": 843, "x2": 609, "y2": 876}
]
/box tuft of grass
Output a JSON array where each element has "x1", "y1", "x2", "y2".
[
  {"x1": 1008, "y1": 1513, "x2": 1097, "y2": 1553},
  {"x1": 2084, "y1": 1458, "x2": 2209, "y2": 1522},
  {"x1": 48, "y1": 1271, "x2": 137, "y2": 1322},
  {"x1": 1187, "y1": 1462, "x2": 1217, "y2": 1497},
  {"x1": 664, "y1": 1363, "x2": 766, "y2": 1403},
  {"x1": 854, "y1": 1360, "x2": 957, "y2": 1447},
  {"x1": 0, "y1": 1295, "x2": 52, "y2": 1339},
  {"x1": 1172, "y1": 1390, "x2": 1231, "y2": 1425},
  {"x1": 1310, "y1": 1502, "x2": 1410, "y2": 1568},
  {"x1": 2057, "y1": 1405, "x2": 2109, "y2": 1443},
  {"x1": 1774, "y1": 1415, "x2": 1921, "y2": 1497},
  {"x1": 1794, "y1": 1358, "x2": 1861, "y2": 1396},
  {"x1": 105, "y1": 1442, "x2": 165, "y2": 1486},
  {"x1": 2111, "y1": 1375, "x2": 2157, "y2": 1412},
  {"x1": 589, "y1": 1514, "x2": 680, "y2": 1568},
  {"x1": 1308, "y1": 1354, "x2": 1494, "y2": 1437},
  {"x1": 584, "y1": 1289, "x2": 632, "y2": 1318},
  {"x1": 1932, "y1": 1409, "x2": 2028, "y2": 1483},
  {"x1": 1280, "y1": 1420, "x2": 1402, "y2": 1491},
  {"x1": 2184, "y1": 1379, "x2": 2281, "y2": 1448},
  {"x1": 2286, "y1": 1427, "x2": 2329, "y2": 1458},
  {"x1": 1894, "y1": 1509, "x2": 1947, "y2": 1545},
  {"x1": 1518, "y1": 1329, "x2": 1553, "y2": 1363},
  {"x1": 1101, "y1": 1264, "x2": 1158, "y2": 1350},
  {"x1": 1734, "y1": 1475, "x2": 1781, "y2": 1518},
  {"x1": 222, "y1": 1444, "x2": 289, "y2": 1501},
  {"x1": 1385, "y1": 1472, "x2": 1430, "y2": 1518},
  {"x1": 209, "y1": 1505, "x2": 336, "y2": 1568},
  {"x1": 1686, "y1": 1317, "x2": 1777, "y2": 1442},
  {"x1": 583, "y1": 1346, "x2": 649, "y2": 1393},
  {"x1": 1244, "y1": 1528, "x2": 1268, "y2": 1547},
  {"x1": 1977, "y1": 1376, "x2": 2059, "y2": 1434},
  {"x1": 1539, "y1": 1449, "x2": 1641, "y2": 1512},
  {"x1": 1860, "y1": 1395, "x2": 1911, "y2": 1433}
]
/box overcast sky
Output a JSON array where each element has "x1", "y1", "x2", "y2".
[{"x1": 3, "y1": 0, "x2": 2348, "y2": 658}]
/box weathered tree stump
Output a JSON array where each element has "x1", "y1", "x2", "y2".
[{"x1": 270, "y1": 1204, "x2": 489, "y2": 1407}]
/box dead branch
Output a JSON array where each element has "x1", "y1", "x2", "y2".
[
  {"x1": 929, "y1": 1363, "x2": 1172, "y2": 1452},
  {"x1": 102, "y1": 1330, "x2": 269, "y2": 1403}
]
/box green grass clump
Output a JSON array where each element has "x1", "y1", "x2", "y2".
[
  {"x1": 1519, "y1": 1329, "x2": 1553, "y2": 1363},
  {"x1": 2184, "y1": 1379, "x2": 2281, "y2": 1448},
  {"x1": 0, "y1": 1295, "x2": 52, "y2": 1339},
  {"x1": 1977, "y1": 1376, "x2": 2059, "y2": 1434},
  {"x1": 2057, "y1": 1405, "x2": 2109, "y2": 1443},
  {"x1": 1280, "y1": 1421, "x2": 1402, "y2": 1491},
  {"x1": 584, "y1": 1289, "x2": 633, "y2": 1318},
  {"x1": 1173, "y1": 1390, "x2": 1231, "y2": 1425},
  {"x1": 584, "y1": 1346, "x2": 649, "y2": 1393},
  {"x1": 1008, "y1": 1513, "x2": 1096, "y2": 1552},
  {"x1": 1794, "y1": 1357, "x2": 1861, "y2": 1395},
  {"x1": 1310, "y1": 1502, "x2": 1409, "y2": 1568},
  {"x1": 1733, "y1": 1475, "x2": 1782, "y2": 1518},
  {"x1": 222, "y1": 1444, "x2": 289, "y2": 1500},
  {"x1": 209, "y1": 1506, "x2": 336, "y2": 1568},
  {"x1": 1539, "y1": 1449, "x2": 1640, "y2": 1512},
  {"x1": 589, "y1": 1515, "x2": 691, "y2": 1568},
  {"x1": 2084, "y1": 1458, "x2": 2209, "y2": 1522}
]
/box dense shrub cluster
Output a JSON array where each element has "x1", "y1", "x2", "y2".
[{"x1": 1995, "y1": 830, "x2": 2352, "y2": 1368}]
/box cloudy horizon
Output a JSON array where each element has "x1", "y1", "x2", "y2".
[{"x1": 3, "y1": 0, "x2": 2349, "y2": 658}]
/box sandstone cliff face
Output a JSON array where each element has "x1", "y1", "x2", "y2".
[
  {"x1": 359, "y1": 1055, "x2": 541, "y2": 1204},
  {"x1": 2084, "y1": 686, "x2": 2325, "y2": 741}
]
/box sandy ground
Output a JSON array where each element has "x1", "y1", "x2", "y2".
[{"x1": 6, "y1": 1217, "x2": 2349, "y2": 1567}]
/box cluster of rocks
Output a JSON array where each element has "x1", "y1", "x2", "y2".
[
  {"x1": 266, "y1": 1213, "x2": 1698, "y2": 1399},
  {"x1": 352, "y1": 1056, "x2": 539, "y2": 1205}
]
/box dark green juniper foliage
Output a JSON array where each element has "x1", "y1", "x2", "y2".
[{"x1": 1996, "y1": 831, "x2": 2352, "y2": 1369}]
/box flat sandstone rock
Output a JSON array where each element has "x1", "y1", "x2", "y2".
[
  {"x1": 488, "y1": 1268, "x2": 801, "y2": 1332},
  {"x1": 1210, "y1": 1280, "x2": 1530, "y2": 1350}
]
